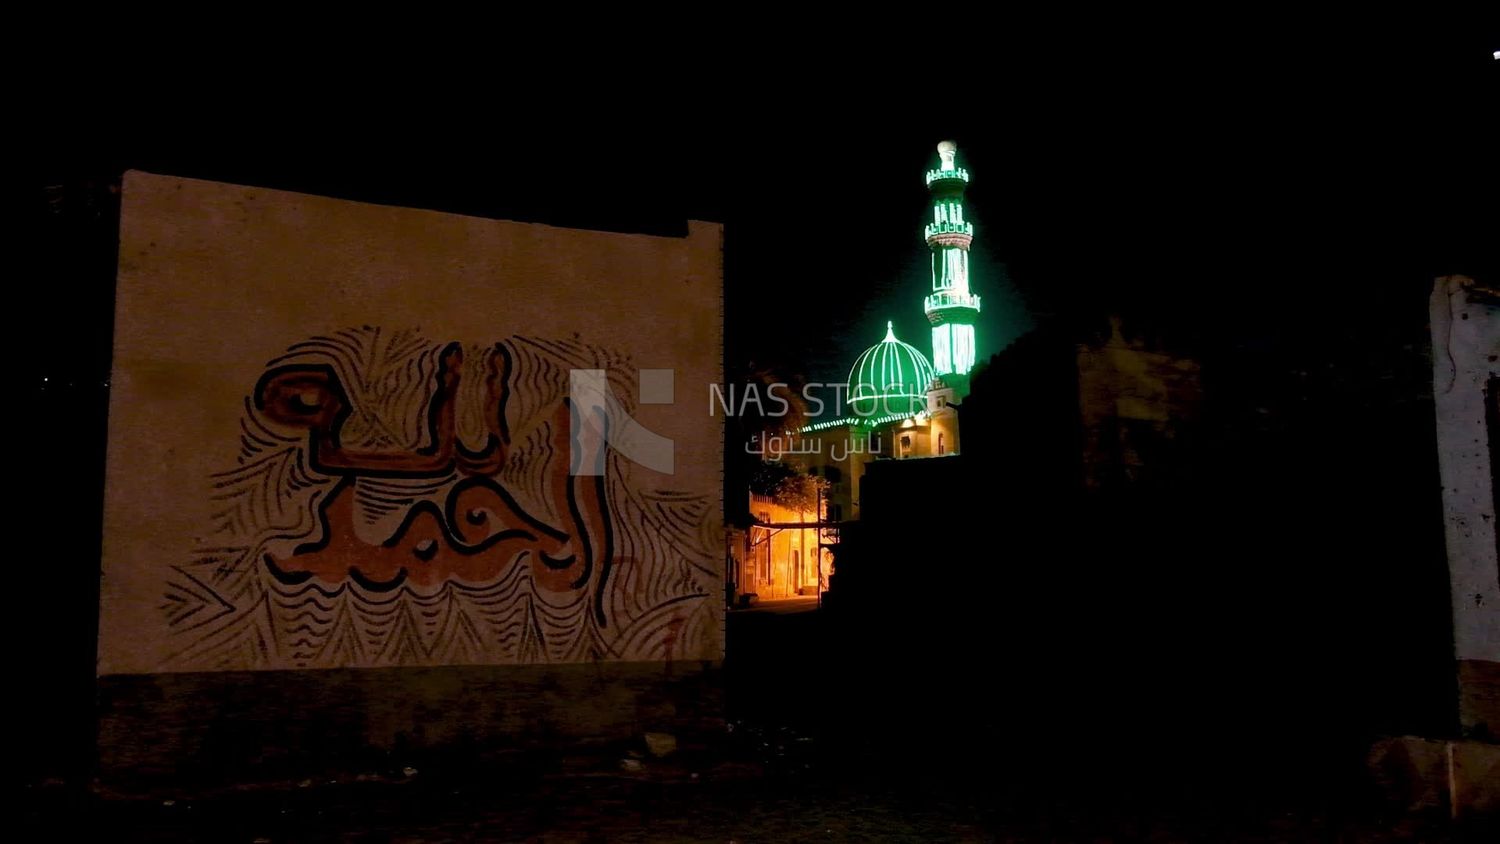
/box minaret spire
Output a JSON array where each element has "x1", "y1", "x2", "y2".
[{"x1": 923, "y1": 140, "x2": 982, "y2": 392}]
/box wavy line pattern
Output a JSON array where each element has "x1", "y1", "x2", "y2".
[{"x1": 162, "y1": 327, "x2": 718, "y2": 671}]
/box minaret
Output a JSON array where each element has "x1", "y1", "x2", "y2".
[{"x1": 923, "y1": 140, "x2": 981, "y2": 396}]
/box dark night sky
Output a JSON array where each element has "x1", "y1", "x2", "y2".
[{"x1": 24, "y1": 18, "x2": 1496, "y2": 390}]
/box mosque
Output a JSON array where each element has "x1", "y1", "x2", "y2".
[{"x1": 734, "y1": 141, "x2": 984, "y2": 601}]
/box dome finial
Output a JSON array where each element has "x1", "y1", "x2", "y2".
[
  {"x1": 885, "y1": 321, "x2": 896, "y2": 342},
  {"x1": 937, "y1": 140, "x2": 958, "y2": 171}
]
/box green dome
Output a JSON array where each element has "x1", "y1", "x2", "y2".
[{"x1": 847, "y1": 322, "x2": 936, "y2": 417}]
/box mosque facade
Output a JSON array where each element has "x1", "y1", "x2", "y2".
[{"x1": 733, "y1": 141, "x2": 983, "y2": 602}]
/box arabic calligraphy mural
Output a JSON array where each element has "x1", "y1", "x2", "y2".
[{"x1": 163, "y1": 327, "x2": 718, "y2": 670}]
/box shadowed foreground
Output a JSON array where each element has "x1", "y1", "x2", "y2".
[{"x1": 23, "y1": 602, "x2": 1491, "y2": 841}]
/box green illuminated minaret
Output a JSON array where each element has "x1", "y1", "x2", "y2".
[{"x1": 923, "y1": 140, "x2": 981, "y2": 396}]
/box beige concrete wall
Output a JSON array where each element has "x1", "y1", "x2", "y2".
[
  {"x1": 97, "y1": 660, "x2": 721, "y2": 795},
  {"x1": 100, "y1": 172, "x2": 723, "y2": 675},
  {"x1": 1430, "y1": 276, "x2": 1500, "y2": 736}
]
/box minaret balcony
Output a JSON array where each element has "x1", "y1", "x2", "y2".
[
  {"x1": 924, "y1": 220, "x2": 973, "y2": 248},
  {"x1": 925, "y1": 221, "x2": 973, "y2": 238},
  {"x1": 924, "y1": 291, "x2": 982, "y2": 314},
  {"x1": 925, "y1": 167, "x2": 971, "y2": 186}
]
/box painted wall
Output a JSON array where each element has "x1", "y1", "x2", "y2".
[
  {"x1": 1430, "y1": 275, "x2": 1500, "y2": 736},
  {"x1": 99, "y1": 172, "x2": 724, "y2": 676}
]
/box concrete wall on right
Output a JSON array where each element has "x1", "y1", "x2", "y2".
[{"x1": 1430, "y1": 275, "x2": 1500, "y2": 738}]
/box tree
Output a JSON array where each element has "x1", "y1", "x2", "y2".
[
  {"x1": 749, "y1": 460, "x2": 828, "y2": 515},
  {"x1": 727, "y1": 361, "x2": 815, "y2": 527}
]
